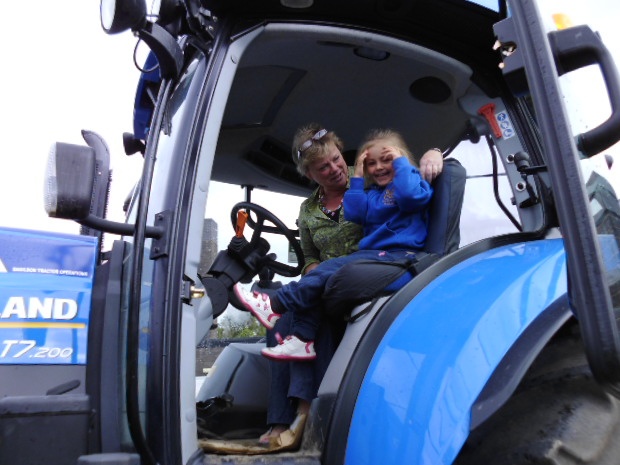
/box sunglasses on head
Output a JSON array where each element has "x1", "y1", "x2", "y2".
[{"x1": 296, "y1": 129, "x2": 328, "y2": 162}]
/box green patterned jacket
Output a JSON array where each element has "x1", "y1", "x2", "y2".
[{"x1": 297, "y1": 168, "x2": 363, "y2": 275}]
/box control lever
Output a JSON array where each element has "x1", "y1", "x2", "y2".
[{"x1": 235, "y1": 210, "x2": 248, "y2": 238}]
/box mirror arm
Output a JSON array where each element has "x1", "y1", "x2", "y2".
[{"x1": 77, "y1": 214, "x2": 164, "y2": 239}]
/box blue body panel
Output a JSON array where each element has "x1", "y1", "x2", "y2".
[
  {"x1": 345, "y1": 238, "x2": 567, "y2": 465},
  {"x1": 0, "y1": 227, "x2": 97, "y2": 365},
  {"x1": 133, "y1": 52, "x2": 161, "y2": 140}
]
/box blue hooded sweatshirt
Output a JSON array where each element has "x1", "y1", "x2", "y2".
[{"x1": 343, "y1": 156, "x2": 433, "y2": 251}]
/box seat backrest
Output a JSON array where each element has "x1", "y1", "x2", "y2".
[
  {"x1": 321, "y1": 158, "x2": 466, "y2": 314},
  {"x1": 423, "y1": 157, "x2": 467, "y2": 256}
]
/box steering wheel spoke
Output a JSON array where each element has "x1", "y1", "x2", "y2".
[
  {"x1": 230, "y1": 202, "x2": 304, "y2": 278},
  {"x1": 249, "y1": 216, "x2": 265, "y2": 245}
]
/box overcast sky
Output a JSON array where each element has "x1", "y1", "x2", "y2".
[
  {"x1": 1, "y1": 0, "x2": 619, "y2": 250},
  {"x1": 0, "y1": 1, "x2": 142, "y2": 236}
]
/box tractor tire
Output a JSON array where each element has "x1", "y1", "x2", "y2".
[{"x1": 454, "y1": 319, "x2": 620, "y2": 465}]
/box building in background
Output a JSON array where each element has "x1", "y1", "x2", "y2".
[{"x1": 198, "y1": 218, "x2": 218, "y2": 277}]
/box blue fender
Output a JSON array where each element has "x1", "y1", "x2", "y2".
[{"x1": 344, "y1": 238, "x2": 567, "y2": 465}]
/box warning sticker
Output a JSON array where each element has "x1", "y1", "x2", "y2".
[{"x1": 496, "y1": 111, "x2": 516, "y2": 139}]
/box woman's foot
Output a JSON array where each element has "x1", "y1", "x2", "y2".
[
  {"x1": 297, "y1": 399, "x2": 310, "y2": 416},
  {"x1": 258, "y1": 424, "x2": 288, "y2": 445},
  {"x1": 275, "y1": 411, "x2": 307, "y2": 451}
]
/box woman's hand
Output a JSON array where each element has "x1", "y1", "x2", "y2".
[
  {"x1": 303, "y1": 262, "x2": 319, "y2": 275},
  {"x1": 419, "y1": 148, "x2": 444, "y2": 182}
]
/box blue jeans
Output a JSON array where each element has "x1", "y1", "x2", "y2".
[
  {"x1": 275, "y1": 249, "x2": 417, "y2": 341},
  {"x1": 265, "y1": 312, "x2": 345, "y2": 426}
]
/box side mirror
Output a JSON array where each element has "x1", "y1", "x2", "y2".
[{"x1": 43, "y1": 137, "x2": 163, "y2": 239}]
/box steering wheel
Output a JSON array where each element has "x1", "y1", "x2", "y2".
[{"x1": 230, "y1": 202, "x2": 304, "y2": 277}]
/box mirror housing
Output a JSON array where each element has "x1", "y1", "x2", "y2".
[
  {"x1": 44, "y1": 143, "x2": 95, "y2": 220},
  {"x1": 44, "y1": 139, "x2": 163, "y2": 239}
]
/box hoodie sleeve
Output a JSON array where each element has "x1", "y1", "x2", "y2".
[
  {"x1": 391, "y1": 157, "x2": 433, "y2": 212},
  {"x1": 343, "y1": 176, "x2": 368, "y2": 224}
]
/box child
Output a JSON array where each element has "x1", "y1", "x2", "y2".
[{"x1": 234, "y1": 129, "x2": 433, "y2": 360}]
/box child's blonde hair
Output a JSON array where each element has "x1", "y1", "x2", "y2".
[{"x1": 357, "y1": 129, "x2": 416, "y2": 185}]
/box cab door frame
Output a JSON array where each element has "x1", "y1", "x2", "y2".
[{"x1": 501, "y1": 0, "x2": 620, "y2": 394}]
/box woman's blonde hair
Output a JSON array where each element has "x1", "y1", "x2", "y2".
[
  {"x1": 292, "y1": 123, "x2": 344, "y2": 176},
  {"x1": 357, "y1": 129, "x2": 416, "y2": 184}
]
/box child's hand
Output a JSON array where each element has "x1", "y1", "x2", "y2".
[
  {"x1": 354, "y1": 150, "x2": 368, "y2": 177},
  {"x1": 382, "y1": 146, "x2": 403, "y2": 160}
]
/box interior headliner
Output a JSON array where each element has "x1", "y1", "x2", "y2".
[{"x1": 213, "y1": 23, "x2": 485, "y2": 197}]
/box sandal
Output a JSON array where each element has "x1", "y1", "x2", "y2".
[
  {"x1": 258, "y1": 424, "x2": 288, "y2": 445},
  {"x1": 272, "y1": 411, "x2": 307, "y2": 451},
  {"x1": 199, "y1": 414, "x2": 307, "y2": 455}
]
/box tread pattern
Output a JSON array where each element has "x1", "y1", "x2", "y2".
[{"x1": 455, "y1": 321, "x2": 620, "y2": 465}]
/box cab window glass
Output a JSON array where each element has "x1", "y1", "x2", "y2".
[
  {"x1": 199, "y1": 183, "x2": 303, "y2": 342},
  {"x1": 536, "y1": 0, "x2": 620, "y2": 318}
]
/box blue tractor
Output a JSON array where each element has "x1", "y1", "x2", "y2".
[{"x1": 3, "y1": 0, "x2": 620, "y2": 464}]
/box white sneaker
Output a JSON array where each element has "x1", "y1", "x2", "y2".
[
  {"x1": 261, "y1": 335, "x2": 316, "y2": 361},
  {"x1": 233, "y1": 284, "x2": 281, "y2": 329}
]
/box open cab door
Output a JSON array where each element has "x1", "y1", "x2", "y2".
[{"x1": 495, "y1": 0, "x2": 620, "y2": 394}]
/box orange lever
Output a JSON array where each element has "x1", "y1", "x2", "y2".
[
  {"x1": 235, "y1": 210, "x2": 249, "y2": 238},
  {"x1": 478, "y1": 103, "x2": 502, "y2": 139}
]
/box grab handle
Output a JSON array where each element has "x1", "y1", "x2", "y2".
[{"x1": 549, "y1": 25, "x2": 620, "y2": 156}]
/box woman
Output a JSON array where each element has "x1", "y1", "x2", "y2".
[
  {"x1": 258, "y1": 124, "x2": 362, "y2": 446},
  {"x1": 257, "y1": 124, "x2": 444, "y2": 448}
]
